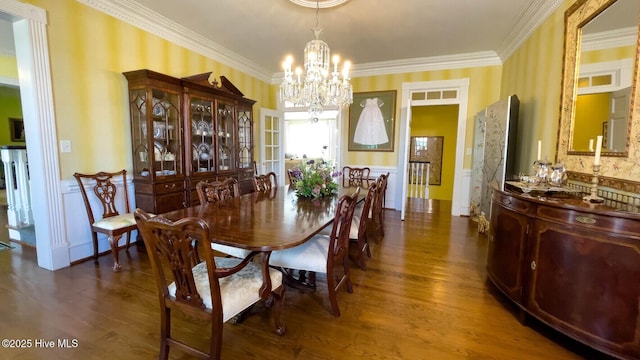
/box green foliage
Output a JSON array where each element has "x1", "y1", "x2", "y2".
[{"x1": 291, "y1": 160, "x2": 339, "y2": 198}]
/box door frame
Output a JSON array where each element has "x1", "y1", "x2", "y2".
[
  {"x1": 2, "y1": 0, "x2": 68, "y2": 270},
  {"x1": 399, "y1": 79, "x2": 470, "y2": 216}
]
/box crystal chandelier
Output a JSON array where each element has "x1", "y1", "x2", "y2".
[{"x1": 279, "y1": 0, "x2": 353, "y2": 116}]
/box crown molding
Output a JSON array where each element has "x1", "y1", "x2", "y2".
[
  {"x1": 76, "y1": 0, "x2": 272, "y2": 82},
  {"x1": 289, "y1": 0, "x2": 349, "y2": 9},
  {"x1": 582, "y1": 27, "x2": 638, "y2": 52},
  {"x1": 271, "y1": 52, "x2": 503, "y2": 84},
  {"x1": 0, "y1": 0, "x2": 47, "y2": 23},
  {"x1": 270, "y1": 51, "x2": 502, "y2": 84},
  {"x1": 498, "y1": 0, "x2": 563, "y2": 61},
  {"x1": 79, "y1": 0, "x2": 557, "y2": 86}
]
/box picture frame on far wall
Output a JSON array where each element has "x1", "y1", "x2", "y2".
[
  {"x1": 348, "y1": 90, "x2": 396, "y2": 152},
  {"x1": 9, "y1": 118, "x2": 25, "y2": 142}
]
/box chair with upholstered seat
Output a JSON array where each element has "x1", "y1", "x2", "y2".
[
  {"x1": 253, "y1": 172, "x2": 277, "y2": 193},
  {"x1": 196, "y1": 178, "x2": 251, "y2": 259},
  {"x1": 269, "y1": 188, "x2": 360, "y2": 317},
  {"x1": 348, "y1": 182, "x2": 377, "y2": 270},
  {"x1": 134, "y1": 209, "x2": 285, "y2": 360},
  {"x1": 342, "y1": 166, "x2": 371, "y2": 187},
  {"x1": 74, "y1": 170, "x2": 137, "y2": 272}
]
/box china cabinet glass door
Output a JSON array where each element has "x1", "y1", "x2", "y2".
[
  {"x1": 217, "y1": 102, "x2": 236, "y2": 172},
  {"x1": 150, "y1": 89, "x2": 182, "y2": 177},
  {"x1": 238, "y1": 108, "x2": 253, "y2": 170},
  {"x1": 130, "y1": 88, "x2": 181, "y2": 178},
  {"x1": 189, "y1": 97, "x2": 215, "y2": 173}
]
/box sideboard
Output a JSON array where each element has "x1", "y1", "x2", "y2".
[{"x1": 487, "y1": 187, "x2": 640, "y2": 359}]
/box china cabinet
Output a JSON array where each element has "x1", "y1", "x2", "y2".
[
  {"x1": 124, "y1": 70, "x2": 185, "y2": 214},
  {"x1": 124, "y1": 70, "x2": 256, "y2": 212},
  {"x1": 488, "y1": 187, "x2": 640, "y2": 359}
]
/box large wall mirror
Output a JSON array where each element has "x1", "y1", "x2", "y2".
[{"x1": 557, "y1": 0, "x2": 640, "y2": 184}]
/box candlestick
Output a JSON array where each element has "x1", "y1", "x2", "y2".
[
  {"x1": 588, "y1": 139, "x2": 594, "y2": 151},
  {"x1": 583, "y1": 163, "x2": 604, "y2": 203},
  {"x1": 594, "y1": 135, "x2": 602, "y2": 165},
  {"x1": 537, "y1": 140, "x2": 542, "y2": 161}
]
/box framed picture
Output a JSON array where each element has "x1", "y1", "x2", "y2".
[
  {"x1": 348, "y1": 90, "x2": 396, "y2": 152},
  {"x1": 9, "y1": 118, "x2": 25, "y2": 142},
  {"x1": 409, "y1": 136, "x2": 443, "y2": 185}
]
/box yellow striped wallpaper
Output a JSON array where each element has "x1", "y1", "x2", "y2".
[
  {"x1": 500, "y1": 0, "x2": 573, "y2": 173},
  {"x1": 24, "y1": 0, "x2": 274, "y2": 177},
  {"x1": 17, "y1": 0, "x2": 583, "y2": 181}
]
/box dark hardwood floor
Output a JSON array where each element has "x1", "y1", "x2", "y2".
[{"x1": 0, "y1": 199, "x2": 610, "y2": 359}]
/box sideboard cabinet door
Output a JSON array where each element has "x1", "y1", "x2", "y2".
[
  {"x1": 527, "y1": 217, "x2": 640, "y2": 358},
  {"x1": 487, "y1": 191, "x2": 532, "y2": 303}
]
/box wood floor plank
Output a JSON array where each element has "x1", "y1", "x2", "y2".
[{"x1": 0, "y1": 199, "x2": 614, "y2": 359}]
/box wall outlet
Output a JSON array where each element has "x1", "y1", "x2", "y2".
[{"x1": 60, "y1": 140, "x2": 72, "y2": 153}]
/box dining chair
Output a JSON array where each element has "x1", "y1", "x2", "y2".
[
  {"x1": 349, "y1": 182, "x2": 378, "y2": 270},
  {"x1": 73, "y1": 170, "x2": 137, "y2": 272},
  {"x1": 287, "y1": 168, "x2": 300, "y2": 186},
  {"x1": 196, "y1": 178, "x2": 251, "y2": 259},
  {"x1": 196, "y1": 178, "x2": 240, "y2": 205},
  {"x1": 252, "y1": 172, "x2": 277, "y2": 193},
  {"x1": 373, "y1": 172, "x2": 389, "y2": 237},
  {"x1": 134, "y1": 209, "x2": 285, "y2": 360},
  {"x1": 342, "y1": 166, "x2": 371, "y2": 187},
  {"x1": 269, "y1": 188, "x2": 360, "y2": 317}
]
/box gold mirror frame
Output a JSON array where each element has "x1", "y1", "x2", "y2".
[{"x1": 557, "y1": 0, "x2": 640, "y2": 183}]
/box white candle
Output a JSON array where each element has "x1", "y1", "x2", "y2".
[
  {"x1": 594, "y1": 135, "x2": 603, "y2": 165},
  {"x1": 537, "y1": 140, "x2": 542, "y2": 161},
  {"x1": 588, "y1": 139, "x2": 594, "y2": 151}
]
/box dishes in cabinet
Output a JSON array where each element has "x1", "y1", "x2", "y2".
[
  {"x1": 152, "y1": 98, "x2": 166, "y2": 117},
  {"x1": 196, "y1": 120, "x2": 211, "y2": 136},
  {"x1": 197, "y1": 142, "x2": 211, "y2": 160},
  {"x1": 153, "y1": 141, "x2": 165, "y2": 160},
  {"x1": 153, "y1": 121, "x2": 165, "y2": 139}
]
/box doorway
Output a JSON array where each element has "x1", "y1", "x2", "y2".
[{"x1": 399, "y1": 79, "x2": 470, "y2": 218}]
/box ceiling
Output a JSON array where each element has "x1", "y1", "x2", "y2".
[
  {"x1": 125, "y1": 0, "x2": 558, "y2": 77},
  {"x1": 2, "y1": 0, "x2": 637, "y2": 81}
]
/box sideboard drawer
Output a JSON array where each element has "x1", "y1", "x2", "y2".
[
  {"x1": 537, "y1": 205, "x2": 640, "y2": 236},
  {"x1": 492, "y1": 190, "x2": 534, "y2": 214}
]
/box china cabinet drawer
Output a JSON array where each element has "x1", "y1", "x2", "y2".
[{"x1": 154, "y1": 181, "x2": 184, "y2": 195}]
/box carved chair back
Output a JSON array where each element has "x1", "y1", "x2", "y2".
[
  {"x1": 253, "y1": 172, "x2": 277, "y2": 193},
  {"x1": 196, "y1": 178, "x2": 240, "y2": 205},
  {"x1": 134, "y1": 208, "x2": 285, "y2": 359},
  {"x1": 342, "y1": 166, "x2": 371, "y2": 187},
  {"x1": 73, "y1": 169, "x2": 136, "y2": 271}
]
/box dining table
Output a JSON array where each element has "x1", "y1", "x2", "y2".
[{"x1": 158, "y1": 185, "x2": 362, "y2": 300}]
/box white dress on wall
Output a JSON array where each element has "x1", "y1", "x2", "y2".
[{"x1": 353, "y1": 98, "x2": 389, "y2": 145}]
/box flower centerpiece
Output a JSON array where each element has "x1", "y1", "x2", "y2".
[{"x1": 291, "y1": 159, "x2": 340, "y2": 198}]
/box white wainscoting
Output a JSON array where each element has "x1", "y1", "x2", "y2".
[
  {"x1": 61, "y1": 176, "x2": 137, "y2": 263},
  {"x1": 344, "y1": 165, "x2": 398, "y2": 210},
  {"x1": 458, "y1": 169, "x2": 472, "y2": 216}
]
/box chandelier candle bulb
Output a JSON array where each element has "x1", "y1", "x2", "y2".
[{"x1": 594, "y1": 135, "x2": 603, "y2": 165}]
